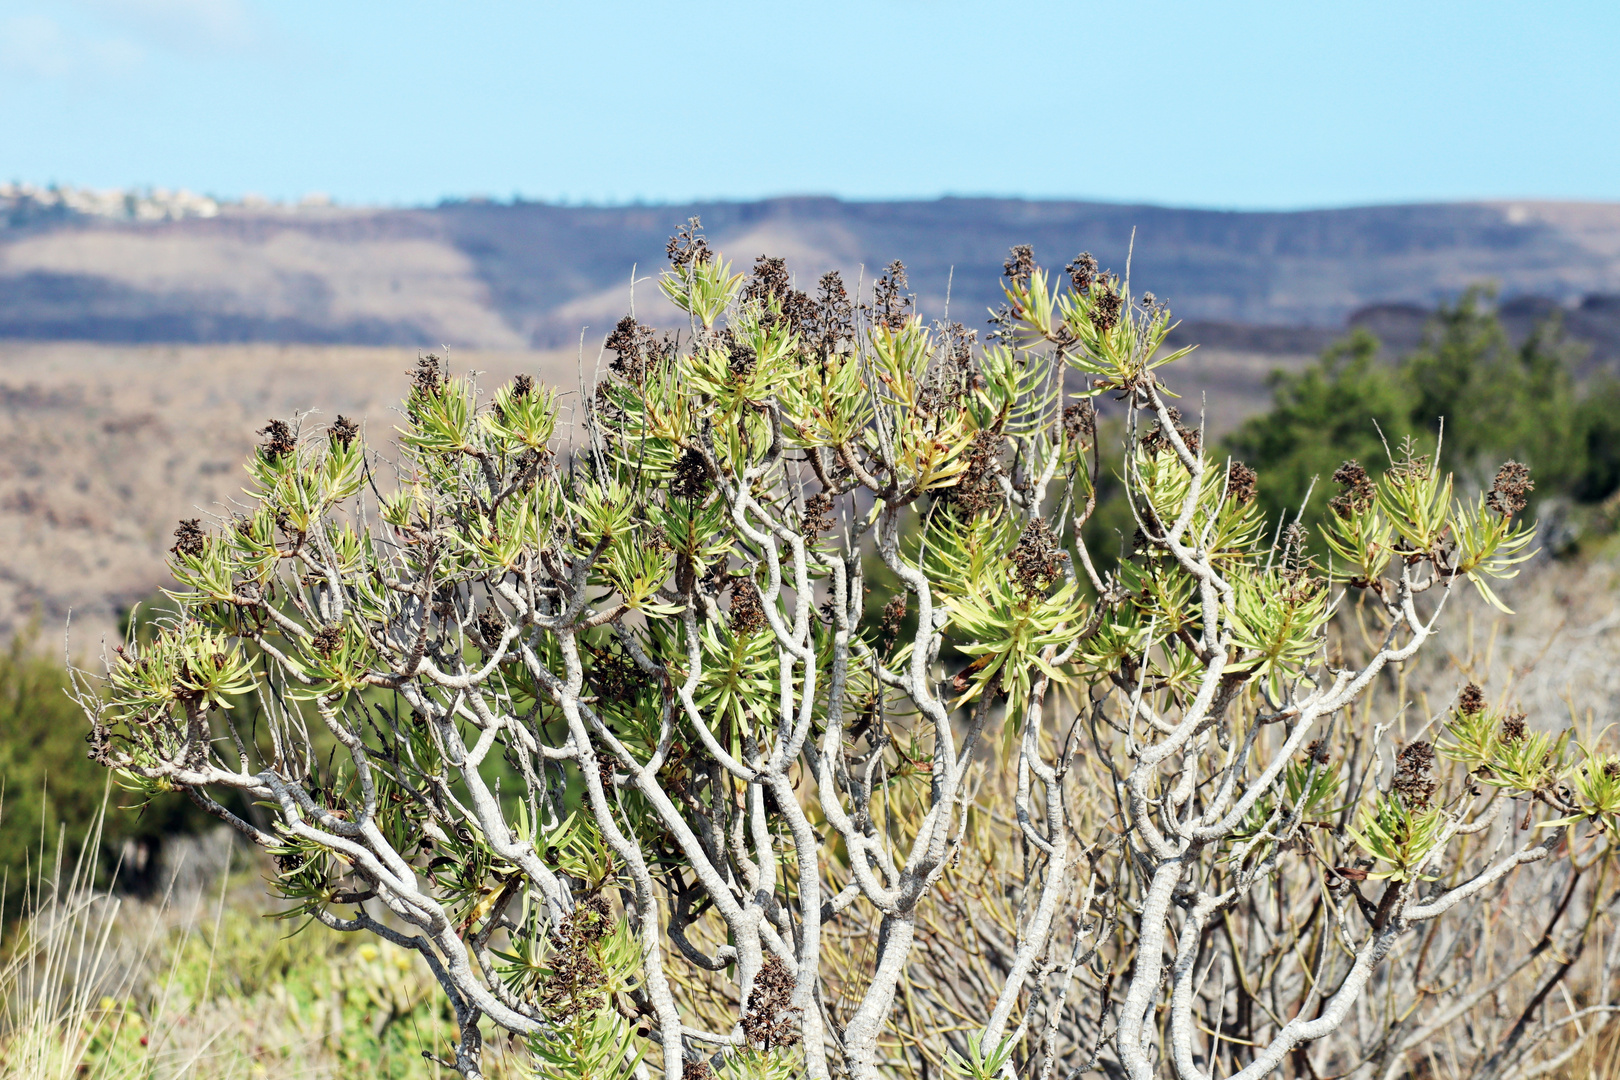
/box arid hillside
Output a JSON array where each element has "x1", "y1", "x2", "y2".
[
  {"x1": 6, "y1": 197, "x2": 1620, "y2": 348},
  {"x1": 0, "y1": 342, "x2": 580, "y2": 646}
]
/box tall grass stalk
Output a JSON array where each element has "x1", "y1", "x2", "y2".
[
  {"x1": 0, "y1": 789, "x2": 527, "y2": 1079},
  {"x1": 0, "y1": 797, "x2": 135, "y2": 1079}
]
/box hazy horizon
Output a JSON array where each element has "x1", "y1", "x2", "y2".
[{"x1": 13, "y1": 185, "x2": 1620, "y2": 217}]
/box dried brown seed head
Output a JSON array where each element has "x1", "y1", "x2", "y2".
[
  {"x1": 412, "y1": 354, "x2": 443, "y2": 396},
  {"x1": 476, "y1": 607, "x2": 506, "y2": 649},
  {"x1": 311, "y1": 626, "x2": 343, "y2": 658},
  {"x1": 540, "y1": 900, "x2": 610, "y2": 1021},
  {"x1": 950, "y1": 429, "x2": 1008, "y2": 516},
  {"x1": 605, "y1": 315, "x2": 662, "y2": 385},
  {"x1": 728, "y1": 577, "x2": 768, "y2": 637},
  {"x1": 802, "y1": 271, "x2": 854, "y2": 359},
  {"x1": 879, "y1": 594, "x2": 908, "y2": 652},
  {"x1": 329, "y1": 415, "x2": 360, "y2": 448},
  {"x1": 579, "y1": 892, "x2": 612, "y2": 935},
  {"x1": 1329, "y1": 459, "x2": 1377, "y2": 518},
  {"x1": 802, "y1": 491, "x2": 835, "y2": 536},
  {"x1": 745, "y1": 255, "x2": 815, "y2": 334},
  {"x1": 741, "y1": 953, "x2": 801, "y2": 1052},
  {"x1": 666, "y1": 217, "x2": 711, "y2": 269},
  {"x1": 1063, "y1": 401, "x2": 1097, "y2": 448},
  {"x1": 171, "y1": 518, "x2": 206, "y2": 558},
  {"x1": 1012, "y1": 519, "x2": 1068, "y2": 596},
  {"x1": 947, "y1": 321, "x2": 976, "y2": 365},
  {"x1": 748, "y1": 255, "x2": 792, "y2": 302},
  {"x1": 1066, "y1": 251, "x2": 1100, "y2": 293},
  {"x1": 1003, "y1": 244, "x2": 1035, "y2": 287},
  {"x1": 1090, "y1": 289, "x2": 1124, "y2": 332},
  {"x1": 720, "y1": 326, "x2": 756, "y2": 379},
  {"x1": 592, "y1": 380, "x2": 626, "y2": 426},
  {"x1": 258, "y1": 419, "x2": 297, "y2": 459},
  {"x1": 1226, "y1": 461, "x2": 1258, "y2": 506},
  {"x1": 1393, "y1": 740, "x2": 1438, "y2": 808},
  {"x1": 670, "y1": 448, "x2": 712, "y2": 501},
  {"x1": 1487, "y1": 460, "x2": 1533, "y2": 517},
  {"x1": 1142, "y1": 408, "x2": 1199, "y2": 455},
  {"x1": 1458, "y1": 683, "x2": 1486, "y2": 715},
  {"x1": 872, "y1": 260, "x2": 912, "y2": 332}
]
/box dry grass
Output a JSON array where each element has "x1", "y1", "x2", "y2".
[{"x1": 0, "y1": 815, "x2": 533, "y2": 1079}]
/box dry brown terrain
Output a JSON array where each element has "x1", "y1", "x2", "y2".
[{"x1": 0, "y1": 341, "x2": 583, "y2": 647}]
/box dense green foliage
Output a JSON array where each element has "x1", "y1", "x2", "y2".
[{"x1": 1225, "y1": 288, "x2": 1620, "y2": 531}]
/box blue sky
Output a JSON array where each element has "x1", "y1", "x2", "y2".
[{"x1": 1, "y1": 0, "x2": 1615, "y2": 210}]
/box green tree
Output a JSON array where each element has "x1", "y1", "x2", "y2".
[
  {"x1": 1228, "y1": 288, "x2": 1601, "y2": 531},
  {"x1": 1224, "y1": 328, "x2": 1408, "y2": 528},
  {"x1": 1572, "y1": 377, "x2": 1620, "y2": 501},
  {"x1": 1403, "y1": 288, "x2": 1585, "y2": 492}
]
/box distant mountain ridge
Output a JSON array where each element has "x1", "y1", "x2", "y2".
[{"x1": 4, "y1": 195, "x2": 1620, "y2": 351}]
